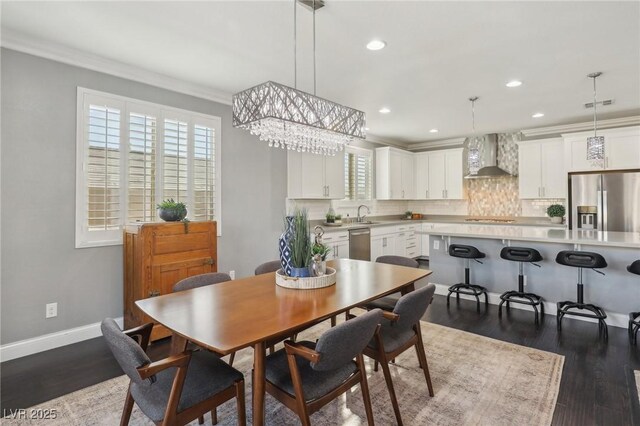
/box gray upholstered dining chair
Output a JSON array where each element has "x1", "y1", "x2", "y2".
[
  {"x1": 172, "y1": 272, "x2": 236, "y2": 367},
  {"x1": 254, "y1": 260, "x2": 282, "y2": 275},
  {"x1": 360, "y1": 283, "x2": 436, "y2": 426},
  {"x1": 364, "y1": 256, "x2": 421, "y2": 311},
  {"x1": 101, "y1": 318, "x2": 246, "y2": 426},
  {"x1": 264, "y1": 309, "x2": 383, "y2": 426}
]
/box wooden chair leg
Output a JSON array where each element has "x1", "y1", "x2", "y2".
[
  {"x1": 331, "y1": 315, "x2": 337, "y2": 327},
  {"x1": 286, "y1": 352, "x2": 311, "y2": 426},
  {"x1": 380, "y1": 356, "x2": 403, "y2": 426},
  {"x1": 269, "y1": 345, "x2": 275, "y2": 354},
  {"x1": 235, "y1": 379, "x2": 246, "y2": 426},
  {"x1": 374, "y1": 360, "x2": 379, "y2": 372},
  {"x1": 357, "y1": 354, "x2": 375, "y2": 426},
  {"x1": 414, "y1": 328, "x2": 434, "y2": 397},
  {"x1": 228, "y1": 352, "x2": 236, "y2": 367},
  {"x1": 210, "y1": 407, "x2": 217, "y2": 425},
  {"x1": 198, "y1": 416, "x2": 204, "y2": 424},
  {"x1": 120, "y1": 383, "x2": 135, "y2": 426}
]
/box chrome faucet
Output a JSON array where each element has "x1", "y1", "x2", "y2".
[{"x1": 357, "y1": 205, "x2": 371, "y2": 223}]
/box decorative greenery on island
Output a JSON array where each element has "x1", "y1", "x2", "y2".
[{"x1": 546, "y1": 204, "x2": 566, "y2": 218}]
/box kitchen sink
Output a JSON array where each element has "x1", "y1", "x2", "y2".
[{"x1": 355, "y1": 221, "x2": 378, "y2": 225}]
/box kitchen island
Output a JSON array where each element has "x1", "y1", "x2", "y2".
[{"x1": 423, "y1": 225, "x2": 640, "y2": 327}]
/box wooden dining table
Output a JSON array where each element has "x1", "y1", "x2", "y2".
[{"x1": 135, "y1": 258, "x2": 432, "y2": 426}]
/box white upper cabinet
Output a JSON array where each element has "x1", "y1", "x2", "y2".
[
  {"x1": 518, "y1": 138, "x2": 566, "y2": 199},
  {"x1": 563, "y1": 126, "x2": 640, "y2": 172},
  {"x1": 414, "y1": 148, "x2": 464, "y2": 200},
  {"x1": 376, "y1": 147, "x2": 415, "y2": 199},
  {"x1": 288, "y1": 151, "x2": 345, "y2": 199}
]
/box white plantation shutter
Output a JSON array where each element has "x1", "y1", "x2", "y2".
[
  {"x1": 344, "y1": 147, "x2": 372, "y2": 200},
  {"x1": 192, "y1": 123, "x2": 216, "y2": 221},
  {"x1": 76, "y1": 88, "x2": 222, "y2": 247},
  {"x1": 127, "y1": 111, "x2": 157, "y2": 223},
  {"x1": 162, "y1": 118, "x2": 189, "y2": 203}
]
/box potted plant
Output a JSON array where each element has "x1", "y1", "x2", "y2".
[
  {"x1": 325, "y1": 212, "x2": 336, "y2": 224},
  {"x1": 547, "y1": 204, "x2": 566, "y2": 224},
  {"x1": 157, "y1": 199, "x2": 187, "y2": 222},
  {"x1": 289, "y1": 209, "x2": 312, "y2": 277},
  {"x1": 405, "y1": 210, "x2": 413, "y2": 220},
  {"x1": 335, "y1": 214, "x2": 342, "y2": 225},
  {"x1": 311, "y1": 242, "x2": 331, "y2": 276}
]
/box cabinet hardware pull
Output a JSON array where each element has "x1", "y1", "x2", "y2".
[
  {"x1": 425, "y1": 190, "x2": 428, "y2": 198},
  {"x1": 402, "y1": 190, "x2": 405, "y2": 198},
  {"x1": 148, "y1": 289, "x2": 160, "y2": 297}
]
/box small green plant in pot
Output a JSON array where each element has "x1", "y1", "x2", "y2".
[
  {"x1": 405, "y1": 210, "x2": 413, "y2": 219},
  {"x1": 547, "y1": 204, "x2": 566, "y2": 224},
  {"x1": 157, "y1": 199, "x2": 187, "y2": 222},
  {"x1": 289, "y1": 208, "x2": 312, "y2": 277},
  {"x1": 325, "y1": 212, "x2": 335, "y2": 224},
  {"x1": 335, "y1": 214, "x2": 342, "y2": 225}
]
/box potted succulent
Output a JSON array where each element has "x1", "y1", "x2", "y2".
[
  {"x1": 311, "y1": 242, "x2": 331, "y2": 276},
  {"x1": 335, "y1": 214, "x2": 343, "y2": 225},
  {"x1": 547, "y1": 204, "x2": 566, "y2": 224},
  {"x1": 325, "y1": 212, "x2": 336, "y2": 224},
  {"x1": 157, "y1": 199, "x2": 187, "y2": 222},
  {"x1": 405, "y1": 210, "x2": 413, "y2": 220},
  {"x1": 289, "y1": 209, "x2": 312, "y2": 277}
]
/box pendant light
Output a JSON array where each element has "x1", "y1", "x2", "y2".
[
  {"x1": 586, "y1": 72, "x2": 605, "y2": 165},
  {"x1": 467, "y1": 96, "x2": 481, "y2": 175},
  {"x1": 232, "y1": 0, "x2": 366, "y2": 155}
]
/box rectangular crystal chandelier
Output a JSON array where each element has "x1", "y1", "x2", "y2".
[
  {"x1": 232, "y1": 81, "x2": 366, "y2": 155},
  {"x1": 586, "y1": 135, "x2": 604, "y2": 161}
]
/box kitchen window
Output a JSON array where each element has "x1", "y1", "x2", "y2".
[
  {"x1": 344, "y1": 146, "x2": 373, "y2": 201},
  {"x1": 75, "y1": 88, "x2": 221, "y2": 248}
]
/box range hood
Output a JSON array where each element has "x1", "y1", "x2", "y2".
[{"x1": 464, "y1": 133, "x2": 512, "y2": 179}]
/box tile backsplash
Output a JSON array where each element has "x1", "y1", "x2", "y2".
[{"x1": 466, "y1": 176, "x2": 521, "y2": 216}]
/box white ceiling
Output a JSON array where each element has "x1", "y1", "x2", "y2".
[{"x1": 2, "y1": 1, "x2": 639, "y2": 144}]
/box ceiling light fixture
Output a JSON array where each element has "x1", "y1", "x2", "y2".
[
  {"x1": 232, "y1": 0, "x2": 365, "y2": 155},
  {"x1": 366, "y1": 40, "x2": 387, "y2": 51},
  {"x1": 532, "y1": 112, "x2": 545, "y2": 118},
  {"x1": 467, "y1": 96, "x2": 481, "y2": 176},
  {"x1": 379, "y1": 107, "x2": 391, "y2": 114},
  {"x1": 429, "y1": 129, "x2": 439, "y2": 133},
  {"x1": 586, "y1": 72, "x2": 604, "y2": 165},
  {"x1": 506, "y1": 80, "x2": 522, "y2": 88}
]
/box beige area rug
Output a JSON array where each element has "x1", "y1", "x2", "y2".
[
  {"x1": 4, "y1": 321, "x2": 564, "y2": 426},
  {"x1": 636, "y1": 371, "x2": 640, "y2": 404}
]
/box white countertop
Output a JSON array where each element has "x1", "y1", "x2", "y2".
[{"x1": 423, "y1": 225, "x2": 640, "y2": 249}]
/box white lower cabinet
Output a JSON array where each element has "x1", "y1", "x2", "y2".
[
  {"x1": 370, "y1": 224, "x2": 418, "y2": 260},
  {"x1": 320, "y1": 231, "x2": 350, "y2": 261}
]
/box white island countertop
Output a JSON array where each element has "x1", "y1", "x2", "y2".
[{"x1": 424, "y1": 225, "x2": 640, "y2": 249}]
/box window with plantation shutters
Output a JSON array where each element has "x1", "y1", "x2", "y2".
[
  {"x1": 344, "y1": 147, "x2": 373, "y2": 201},
  {"x1": 76, "y1": 88, "x2": 222, "y2": 248}
]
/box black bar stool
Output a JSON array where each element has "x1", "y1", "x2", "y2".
[
  {"x1": 498, "y1": 247, "x2": 544, "y2": 325},
  {"x1": 556, "y1": 250, "x2": 608, "y2": 338},
  {"x1": 447, "y1": 244, "x2": 488, "y2": 311},
  {"x1": 627, "y1": 260, "x2": 640, "y2": 345}
]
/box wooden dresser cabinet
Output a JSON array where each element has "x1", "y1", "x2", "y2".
[{"x1": 124, "y1": 221, "x2": 217, "y2": 341}]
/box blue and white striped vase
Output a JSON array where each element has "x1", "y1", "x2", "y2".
[{"x1": 279, "y1": 216, "x2": 294, "y2": 276}]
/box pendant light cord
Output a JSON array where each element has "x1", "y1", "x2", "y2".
[
  {"x1": 293, "y1": 0, "x2": 297, "y2": 89},
  {"x1": 592, "y1": 75, "x2": 597, "y2": 137},
  {"x1": 469, "y1": 96, "x2": 478, "y2": 134},
  {"x1": 313, "y1": 0, "x2": 317, "y2": 95}
]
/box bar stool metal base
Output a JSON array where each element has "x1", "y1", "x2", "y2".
[
  {"x1": 629, "y1": 312, "x2": 640, "y2": 345},
  {"x1": 557, "y1": 298, "x2": 608, "y2": 339},
  {"x1": 447, "y1": 282, "x2": 488, "y2": 311},
  {"x1": 498, "y1": 291, "x2": 544, "y2": 325}
]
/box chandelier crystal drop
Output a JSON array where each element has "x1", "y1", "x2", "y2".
[
  {"x1": 232, "y1": 0, "x2": 366, "y2": 155},
  {"x1": 233, "y1": 81, "x2": 365, "y2": 156}
]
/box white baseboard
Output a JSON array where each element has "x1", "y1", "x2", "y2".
[
  {"x1": 0, "y1": 317, "x2": 123, "y2": 363},
  {"x1": 432, "y1": 283, "x2": 629, "y2": 329}
]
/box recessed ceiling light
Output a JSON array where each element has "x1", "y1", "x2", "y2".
[
  {"x1": 506, "y1": 80, "x2": 523, "y2": 88},
  {"x1": 429, "y1": 129, "x2": 439, "y2": 133},
  {"x1": 379, "y1": 107, "x2": 391, "y2": 114},
  {"x1": 366, "y1": 40, "x2": 386, "y2": 51},
  {"x1": 532, "y1": 112, "x2": 545, "y2": 118},
  {"x1": 365, "y1": 127, "x2": 370, "y2": 131}
]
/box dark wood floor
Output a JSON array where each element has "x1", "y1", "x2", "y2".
[{"x1": 2, "y1": 295, "x2": 639, "y2": 425}]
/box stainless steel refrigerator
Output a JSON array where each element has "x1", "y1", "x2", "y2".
[{"x1": 569, "y1": 170, "x2": 640, "y2": 232}]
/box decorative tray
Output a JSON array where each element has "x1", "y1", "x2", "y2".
[
  {"x1": 322, "y1": 222, "x2": 343, "y2": 227},
  {"x1": 275, "y1": 267, "x2": 337, "y2": 289}
]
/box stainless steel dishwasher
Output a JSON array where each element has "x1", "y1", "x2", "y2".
[{"x1": 349, "y1": 228, "x2": 371, "y2": 261}]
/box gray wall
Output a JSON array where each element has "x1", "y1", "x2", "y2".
[{"x1": 0, "y1": 49, "x2": 287, "y2": 344}]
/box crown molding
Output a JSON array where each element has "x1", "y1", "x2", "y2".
[
  {"x1": 521, "y1": 116, "x2": 640, "y2": 138},
  {"x1": 1, "y1": 29, "x2": 233, "y2": 105},
  {"x1": 407, "y1": 137, "x2": 466, "y2": 151},
  {"x1": 364, "y1": 134, "x2": 409, "y2": 150}
]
